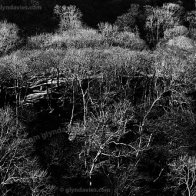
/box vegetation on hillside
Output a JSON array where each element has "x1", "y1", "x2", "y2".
[{"x1": 0, "y1": 1, "x2": 196, "y2": 196}]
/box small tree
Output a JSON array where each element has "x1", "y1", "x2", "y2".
[
  {"x1": 186, "y1": 11, "x2": 196, "y2": 29},
  {"x1": 0, "y1": 21, "x2": 19, "y2": 55},
  {"x1": 145, "y1": 3, "x2": 183, "y2": 46},
  {"x1": 98, "y1": 22, "x2": 119, "y2": 46},
  {"x1": 54, "y1": 5, "x2": 82, "y2": 32},
  {"x1": 114, "y1": 4, "x2": 140, "y2": 32},
  {"x1": 186, "y1": 11, "x2": 196, "y2": 39},
  {"x1": 0, "y1": 107, "x2": 55, "y2": 195},
  {"x1": 169, "y1": 155, "x2": 196, "y2": 196}
]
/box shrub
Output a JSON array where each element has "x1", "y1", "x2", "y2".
[
  {"x1": 49, "y1": 28, "x2": 104, "y2": 49},
  {"x1": 0, "y1": 21, "x2": 19, "y2": 54},
  {"x1": 27, "y1": 33, "x2": 53, "y2": 49},
  {"x1": 167, "y1": 36, "x2": 195, "y2": 50},
  {"x1": 0, "y1": 51, "x2": 29, "y2": 85},
  {"x1": 189, "y1": 28, "x2": 196, "y2": 40},
  {"x1": 154, "y1": 47, "x2": 189, "y2": 79},
  {"x1": 98, "y1": 22, "x2": 118, "y2": 36},
  {"x1": 186, "y1": 11, "x2": 196, "y2": 29},
  {"x1": 28, "y1": 26, "x2": 147, "y2": 50},
  {"x1": 154, "y1": 45, "x2": 196, "y2": 86},
  {"x1": 97, "y1": 23, "x2": 147, "y2": 50},
  {"x1": 164, "y1": 26, "x2": 189, "y2": 40},
  {"x1": 98, "y1": 22, "x2": 119, "y2": 46},
  {"x1": 67, "y1": 29, "x2": 104, "y2": 48},
  {"x1": 61, "y1": 47, "x2": 154, "y2": 80},
  {"x1": 185, "y1": 11, "x2": 196, "y2": 40},
  {"x1": 0, "y1": 49, "x2": 64, "y2": 88},
  {"x1": 112, "y1": 31, "x2": 148, "y2": 50},
  {"x1": 25, "y1": 49, "x2": 65, "y2": 76}
]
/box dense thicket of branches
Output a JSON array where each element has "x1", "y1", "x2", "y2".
[{"x1": 0, "y1": 1, "x2": 196, "y2": 196}]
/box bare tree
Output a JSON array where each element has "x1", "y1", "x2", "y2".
[
  {"x1": 0, "y1": 107, "x2": 55, "y2": 196},
  {"x1": 169, "y1": 155, "x2": 196, "y2": 196}
]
